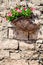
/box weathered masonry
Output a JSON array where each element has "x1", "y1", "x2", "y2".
[{"x1": 0, "y1": 0, "x2": 43, "y2": 65}]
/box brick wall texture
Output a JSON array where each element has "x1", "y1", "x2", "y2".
[{"x1": 0, "y1": 0, "x2": 43, "y2": 65}]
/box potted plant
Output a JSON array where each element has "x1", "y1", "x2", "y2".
[{"x1": 5, "y1": 5, "x2": 40, "y2": 40}]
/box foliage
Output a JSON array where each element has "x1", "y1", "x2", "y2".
[{"x1": 6, "y1": 6, "x2": 32, "y2": 22}]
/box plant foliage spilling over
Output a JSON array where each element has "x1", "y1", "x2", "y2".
[{"x1": 6, "y1": 6, "x2": 32, "y2": 22}]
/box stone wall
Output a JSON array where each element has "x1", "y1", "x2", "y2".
[{"x1": 0, "y1": 0, "x2": 43, "y2": 65}]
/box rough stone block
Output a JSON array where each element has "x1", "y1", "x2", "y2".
[
  {"x1": 41, "y1": 44, "x2": 43, "y2": 50},
  {"x1": 20, "y1": 50, "x2": 34, "y2": 59},
  {"x1": 2, "y1": 29, "x2": 7, "y2": 38},
  {"x1": 31, "y1": 51, "x2": 39, "y2": 59},
  {"x1": 40, "y1": 15, "x2": 43, "y2": 19},
  {"x1": 28, "y1": 60, "x2": 39, "y2": 65},
  {"x1": 0, "y1": 50, "x2": 9, "y2": 59},
  {"x1": 0, "y1": 60, "x2": 3, "y2": 65},
  {"x1": 0, "y1": 59, "x2": 28, "y2": 65},
  {"x1": 37, "y1": 32, "x2": 43, "y2": 39},
  {"x1": 39, "y1": 53, "x2": 43, "y2": 59},
  {"x1": 35, "y1": 43, "x2": 41, "y2": 51},
  {"x1": 19, "y1": 41, "x2": 34, "y2": 50},
  {"x1": 20, "y1": 50, "x2": 38, "y2": 59},
  {"x1": 37, "y1": 25, "x2": 43, "y2": 39},
  {"x1": 31, "y1": 0, "x2": 42, "y2": 5},
  {"x1": 9, "y1": 28, "x2": 14, "y2": 38},
  {"x1": 0, "y1": 31, "x2": 2, "y2": 40},
  {"x1": 10, "y1": 53, "x2": 21, "y2": 60},
  {"x1": 0, "y1": 39, "x2": 18, "y2": 49}
]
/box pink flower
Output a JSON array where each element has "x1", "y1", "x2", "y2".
[
  {"x1": 7, "y1": 12, "x2": 12, "y2": 16},
  {"x1": 24, "y1": 8, "x2": 27, "y2": 11},
  {"x1": 15, "y1": 8, "x2": 22, "y2": 13},
  {"x1": 17, "y1": 9, "x2": 22, "y2": 13},
  {"x1": 15, "y1": 8, "x2": 19, "y2": 10},
  {"x1": 30, "y1": 7, "x2": 36, "y2": 11}
]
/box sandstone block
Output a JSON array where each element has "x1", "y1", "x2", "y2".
[
  {"x1": 0, "y1": 59, "x2": 28, "y2": 65},
  {"x1": 37, "y1": 26, "x2": 43, "y2": 39},
  {"x1": 20, "y1": 50, "x2": 38, "y2": 59},
  {"x1": 20, "y1": 50, "x2": 34, "y2": 59},
  {"x1": 10, "y1": 53, "x2": 21, "y2": 60},
  {"x1": 9, "y1": 28, "x2": 14, "y2": 38},
  {"x1": 0, "y1": 50, "x2": 9, "y2": 59},
  {"x1": 19, "y1": 41, "x2": 34, "y2": 50},
  {"x1": 35, "y1": 43, "x2": 43, "y2": 51},
  {"x1": 39, "y1": 53, "x2": 43, "y2": 59},
  {"x1": 40, "y1": 15, "x2": 43, "y2": 19},
  {"x1": 31, "y1": 51, "x2": 39, "y2": 59},
  {"x1": 31, "y1": 0, "x2": 41, "y2": 5},
  {"x1": 0, "y1": 39, "x2": 18, "y2": 49},
  {"x1": 28, "y1": 60, "x2": 39, "y2": 65},
  {"x1": 41, "y1": 44, "x2": 43, "y2": 50}
]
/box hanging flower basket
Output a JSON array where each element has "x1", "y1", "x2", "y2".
[
  {"x1": 5, "y1": 5, "x2": 40, "y2": 40},
  {"x1": 6, "y1": 6, "x2": 40, "y2": 32}
]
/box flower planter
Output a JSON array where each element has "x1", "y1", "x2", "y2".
[
  {"x1": 6, "y1": 6, "x2": 40, "y2": 41},
  {"x1": 11, "y1": 16, "x2": 40, "y2": 40},
  {"x1": 12, "y1": 16, "x2": 40, "y2": 33}
]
